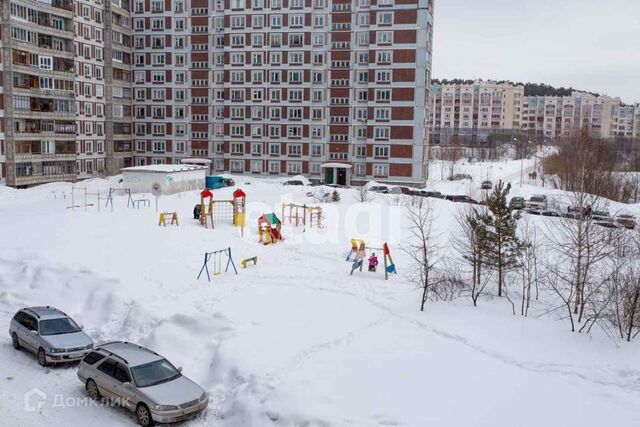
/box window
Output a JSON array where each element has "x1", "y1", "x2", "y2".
[
  {"x1": 251, "y1": 160, "x2": 263, "y2": 173},
  {"x1": 377, "y1": 12, "x2": 393, "y2": 25},
  {"x1": 376, "y1": 51, "x2": 392, "y2": 64},
  {"x1": 355, "y1": 145, "x2": 367, "y2": 157},
  {"x1": 287, "y1": 162, "x2": 302, "y2": 173},
  {"x1": 269, "y1": 143, "x2": 281, "y2": 155},
  {"x1": 376, "y1": 89, "x2": 392, "y2": 102},
  {"x1": 374, "y1": 127, "x2": 390, "y2": 140},
  {"x1": 377, "y1": 31, "x2": 393, "y2": 45},
  {"x1": 374, "y1": 145, "x2": 390, "y2": 158},
  {"x1": 373, "y1": 164, "x2": 389, "y2": 177},
  {"x1": 288, "y1": 144, "x2": 302, "y2": 156},
  {"x1": 97, "y1": 359, "x2": 117, "y2": 377},
  {"x1": 269, "y1": 161, "x2": 280, "y2": 173}
]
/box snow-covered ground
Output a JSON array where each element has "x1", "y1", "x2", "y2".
[{"x1": 1, "y1": 166, "x2": 639, "y2": 427}]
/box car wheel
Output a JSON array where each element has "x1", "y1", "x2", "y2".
[
  {"x1": 37, "y1": 348, "x2": 47, "y2": 367},
  {"x1": 11, "y1": 333, "x2": 20, "y2": 350},
  {"x1": 136, "y1": 404, "x2": 154, "y2": 427},
  {"x1": 86, "y1": 379, "x2": 101, "y2": 400}
]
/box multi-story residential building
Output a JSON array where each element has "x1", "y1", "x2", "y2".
[
  {"x1": 430, "y1": 80, "x2": 638, "y2": 144},
  {"x1": 429, "y1": 80, "x2": 524, "y2": 144},
  {"x1": 2, "y1": 0, "x2": 434, "y2": 187},
  {"x1": 1, "y1": 0, "x2": 78, "y2": 186},
  {"x1": 520, "y1": 92, "x2": 620, "y2": 140},
  {"x1": 0, "y1": 0, "x2": 133, "y2": 186}
]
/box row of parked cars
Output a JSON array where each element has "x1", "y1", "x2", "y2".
[
  {"x1": 507, "y1": 194, "x2": 637, "y2": 229},
  {"x1": 369, "y1": 185, "x2": 482, "y2": 204},
  {"x1": 9, "y1": 306, "x2": 208, "y2": 426}
]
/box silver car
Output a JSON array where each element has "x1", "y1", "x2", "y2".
[
  {"x1": 9, "y1": 306, "x2": 94, "y2": 366},
  {"x1": 77, "y1": 341, "x2": 209, "y2": 426}
]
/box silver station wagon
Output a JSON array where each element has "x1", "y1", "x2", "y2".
[
  {"x1": 77, "y1": 341, "x2": 208, "y2": 426},
  {"x1": 9, "y1": 306, "x2": 94, "y2": 366}
]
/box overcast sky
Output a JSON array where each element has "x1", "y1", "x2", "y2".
[{"x1": 432, "y1": 0, "x2": 640, "y2": 103}]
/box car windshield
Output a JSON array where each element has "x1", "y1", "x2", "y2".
[
  {"x1": 531, "y1": 197, "x2": 545, "y2": 202},
  {"x1": 131, "y1": 359, "x2": 181, "y2": 388},
  {"x1": 39, "y1": 317, "x2": 81, "y2": 336}
]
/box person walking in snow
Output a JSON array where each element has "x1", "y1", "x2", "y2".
[{"x1": 368, "y1": 253, "x2": 378, "y2": 272}]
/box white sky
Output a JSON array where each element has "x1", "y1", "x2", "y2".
[{"x1": 432, "y1": 0, "x2": 640, "y2": 104}]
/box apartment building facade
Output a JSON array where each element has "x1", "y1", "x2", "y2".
[
  {"x1": 430, "y1": 80, "x2": 638, "y2": 144},
  {"x1": 1, "y1": 0, "x2": 434, "y2": 187},
  {"x1": 429, "y1": 80, "x2": 524, "y2": 144}
]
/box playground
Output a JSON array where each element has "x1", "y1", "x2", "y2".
[{"x1": 1, "y1": 174, "x2": 638, "y2": 427}]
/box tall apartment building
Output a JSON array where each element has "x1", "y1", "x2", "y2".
[
  {"x1": 0, "y1": 0, "x2": 134, "y2": 186},
  {"x1": 1, "y1": 0, "x2": 434, "y2": 187},
  {"x1": 430, "y1": 80, "x2": 638, "y2": 144},
  {"x1": 429, "y1": 80, "x2": 524, "y2": 144}
]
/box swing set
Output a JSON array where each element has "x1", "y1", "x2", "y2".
[
  {"x1": 104, "y1": 188, "x2": 135, "y2": 209},
  {"x1": 196, "y1": 247, "x2": 238, "y2": 282},
  {"x1": 347, "y1": 240, "x2": 397, "y2": 280},
  {"x1": 281, "y1": 203, "x2": 323, "y2": 228}
]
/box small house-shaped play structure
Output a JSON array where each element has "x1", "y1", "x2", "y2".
[{"x1": 258, "y1": 213, "x2": 283, "y2": 244}]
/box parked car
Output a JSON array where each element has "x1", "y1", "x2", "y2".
[
  {"x1": 563, "y1": 206, "x2": 586, "y2": 220},
  {"x1": 509, "y1": 197, "x2": 526, "y2": 210},
  {"x1": 448, "y1": 173, "x2": 473, "y2": 181},
  {"x1": 527, "y1": 194, "x2": 548, "y2": 210},
  {"x1": 615, "y1": 213, "x2": 637, "y2": 229},
  {"x1": 78, "y1": 342, "x2": 209, "y2": 426},
  {"x1": 445, "y1": 195, "x2": 478, "y2": 204},
  {"x1": 481, "y1": 180, "x2": 493, "y2": 190},
  {"x1": 421, "y1": 191, "x2": 444, "y2": 199},
  {"x1": 525, "y1": 209, "x2": 542, "y2": 216},
  {"x1": 591, "y1": 210, "x2": 612, "y2": 222},
  {"x1": 369, "y1": 186, "x2": 389, "y2": 194},
  {"x1": 283, "y1": 180, "x2": 305, "y2": 186},
  {"x1": 389, "y1": 186, "x2": 414, "y2": 195},
  {"x1": 541, "y1": 210, "x2": 561, "y2": 218},
  {"x1": 9, "y1": 306, "x2": 93, "y2": 366}
]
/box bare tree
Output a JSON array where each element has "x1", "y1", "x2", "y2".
[
  {"x1": 403, "y1": 197, "x2": 444, "y2": 311},
  {"x1": 517, "y1": 217, "x2": 542, "y2": 317},
  {"x1": 545, "y1": 203, "x2": 621, "y2": 332},
  {"x1": 355, "y1": 186, "x2": 371, "y2": 203},
  {"x1": 452, "y1": 206, "x2": 491, "y2": 306}
]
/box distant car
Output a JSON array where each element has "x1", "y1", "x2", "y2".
[
  {"x1": 389, "y1": 186, "x2": 414, "y2": 195},
  {"x1": 222, "y1": 178, "x2": 235, "y2": 187},
  {"x1": 540, "y1": 210, "x2": 561, "y2": 217},
  {"x1": 615, "y1": 213, "x2": 637, "y2": 229},
  {"x1": 509, "y1": 197, "x2": 526, "y2": 210},
  {"x1": 369, "y1": 186, "x2": 389, "y2": 194},
  {"x1": 525, "y1": 209, "x2": 542, "y2": 216},
  {"x1": 78, "y1": 342, "x2": 209, "y2": 426},
  {"x1": 9, "y1": 306, "x2": 93, "y2": 366},
  {"x1": 564, "y1": 206, "x2": 586, "y2": 220},
  {"x1": 481, "y1": 180, "x2": 492, "y2": 190},
  {"x1": 445, "y1": 195, "x2": 478, "y2": 204},
  {"x1": 527, "y1": 195, "x2": 548, "y2": 210},
  {"x1": 448, "y1": 173, "x2": 473, "y2": 181},
  {"x1": 283, "y1": 180, "x2": 305, "y2": 186},
  {"x1": 423, "y1": 191, "x2": 445, "y2": 199}
]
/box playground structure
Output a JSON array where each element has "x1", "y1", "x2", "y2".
[
  {"x1": 67, "y1": 187, "x2": 95, "y2": 211},
  {"x1": 258, "y1": 213, "x2": 284, "y2": 245},
  {"x1": 105, "y1": 188, "x2": 135, "y2": 209},
  {"x1": 348, "y1": 240, "x2": 397, "y2": 280},
  {"x1": 281, "y1": 203, "x2": 323, "y2": 228},
  {"x1": 241, "y1": 256, "x2": 258, "y2": 268},
  {"x1": 197, "y1": 188, "x2": 246, "y2": 234},
  {"x1": 197, "y1": 247, "x2": 238, "y2": 282},
  {"x1": 158, "y1": 212, "x2": 179, "y2": 226}
]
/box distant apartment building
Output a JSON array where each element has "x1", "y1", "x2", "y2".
[
  {"x1": 429, "y1": 80, "x2": 524, "y2": 144},
  {"x1": 430, "y1": 80, "x2": 638, "y2": 144},
  {"x1": 1, "y1": 0, "x2": 434, "y2": 187}
]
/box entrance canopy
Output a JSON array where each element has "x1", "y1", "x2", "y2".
[
  {"x1": 321, "y1": 163, "x2": 352, "y2": 169},
  {"x1": 322, "y1": 163, "x2": 352, "y2": 186}
]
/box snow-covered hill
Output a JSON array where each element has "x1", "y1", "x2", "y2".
[{"x1": 0, "y1": 170, "x2": 639, "y2": 427}]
